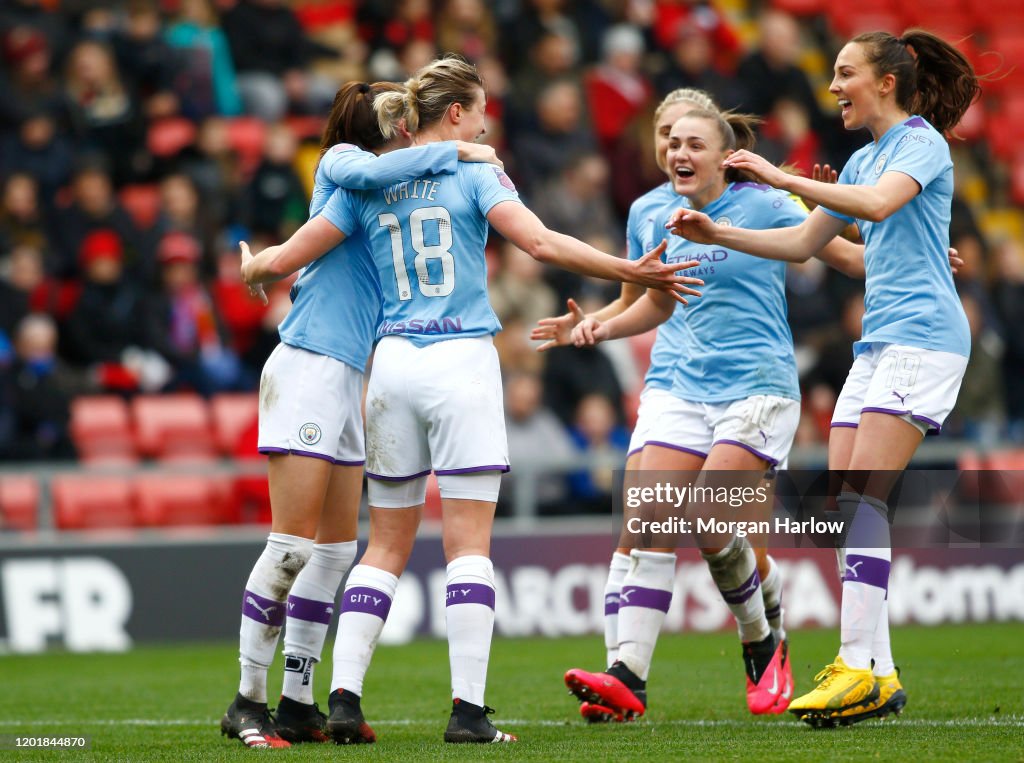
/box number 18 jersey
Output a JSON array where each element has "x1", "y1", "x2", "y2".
[{"x1": 322, "y1": 160, "x2": 521, "y2": 347}]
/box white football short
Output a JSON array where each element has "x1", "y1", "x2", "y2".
[
  {"x1": 831, "y1": 342, "x2": 967, "y2": 435},
  {"x1": 628, "y1": 386, "x2": 677, "y2": 457},
  {"x1": 257, "y1": 343, "x2": 366, "y2": 465},
  {"x1": 363, "y1": 335, "x2": 509, "y2": 482},
  {"x1": 644, "y1": 393, "x2": 801, "y2": 467}
]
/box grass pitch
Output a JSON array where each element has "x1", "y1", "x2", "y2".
[{"x1": 1, "y1": 623, "x2": 1022, "y2": 761}]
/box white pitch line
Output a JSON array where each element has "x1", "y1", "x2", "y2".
[{"x1": 0, "y1": 717, "x2": 1022, "y2": 729}]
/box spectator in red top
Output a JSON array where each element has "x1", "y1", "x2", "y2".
[
  {"x1": 585, "y1": 24, "x2": 652, "y2": 153},
  {"x1": 145, "y1": 231, "x2": 242, "y2": 395},
  {"x1": 651, "y1": 0, "x2": 740, "y2": 69}
]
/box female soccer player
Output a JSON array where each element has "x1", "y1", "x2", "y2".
[
  {"x1": 667, "y1": 29, "x2": 980, "y2": 725},
  {"x1": 221, "y1": 80, "x2": 501, "y2": 750},
  {"x1": 554, "y1": 105, "x2": 877, "y2": 722},
  {"x1": 535, "y1": 89, "x2": 792, "y2": 721},
  {"x1": 241, "y1": 56, "x2": 703, "y2": 744}
]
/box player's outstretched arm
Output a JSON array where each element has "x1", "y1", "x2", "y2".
[
  {"x1": 723, "y1": 149, "x2": 920, "y2": 223},
  {"x1": 531, "y1": 282, "x2": 647, "y2": 352},
  {"x1": 669, "y1": 205, "x2": 846, "y2": 264},
  {"x1": 571, "y1": 289, "x2": 676, "y2": 347},
  {"x1": 241, "y1": 215, "x2": 346, "y2": 288},
  {"x1": 321, "y1": 141, "x2": 501, "y2": 190},
  {"x1": 487, "y1": 201, "x2": 703, "y2": 303}
]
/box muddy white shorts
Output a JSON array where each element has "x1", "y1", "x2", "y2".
[
  {"x1": 364, "y1": 335, "x2": 509, "y2": 482},
  {"x1": 645, "y1": 393, "x2": 801, "y2": 467},
  {"x1": 257, "y1": 342, "x2": 365, "y2": 465}
]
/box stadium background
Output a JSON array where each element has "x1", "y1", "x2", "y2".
[{"x1": 0, "y1": 0, "x2": 1021, "y2": 666}]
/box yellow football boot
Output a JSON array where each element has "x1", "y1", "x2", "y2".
[
  {"x1": 788, "y1": 656, "x2": 879, "y2": 726},
  {"x1": 826, "y1": 669, "x2": 906, "y2": 726}
]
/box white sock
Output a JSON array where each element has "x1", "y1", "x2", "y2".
[
  {"x1": 603, "y1": 552, "x2": 631, "y2": 667},
  {"x1": 616, "y1": 550, "x2": 675, "y2": 680},
  {"x1": 282, "y1": 541, "x2": 357, "y2": 704},
  {"x1": 446, "y1": 555, "x2": 496, "y2": 707},
  {"x1": 330, "y1": 564, "x2": 398, "y2": 697},
  {"x1": 239, "y1": 532, "x2": 314, "y2": 702},
  {"x1": 760, "y1": 555, "x2": 786, "y2": 643},
  {"x1": 872, "y1": 598, "x2": 895, "y2": 676},
  {"x1": 703, "y1": 535, "x2": 769, "y2": 643},
  {"x1": 837, "y1": 494, "x2": 891, "y2": 670}
]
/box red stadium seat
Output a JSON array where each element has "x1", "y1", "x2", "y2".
[
  {"x1": 0, "y1": 476, "x2": 39, "y2": 531},
  {"x1": 132, "y1": 393, "x2": 216, "y2": 459},
  {"x1": 118, "y1": 184, "x2": 162, "y2": 230},
  {"x1": 52, "y1": 475, "x2": 136, "y2": 529},
  {"x1": 146, "y1": 117, "x2": 198, "y2": 158},
  {"x1": 210, "y1": 392, "x2": 259, "y2": 455},
  {"x1": 226, "y1": 117, "x2": 268, "y2": 174},
  {"x1": 829, "y1": 9, "x2": 904, "y2": 37},
  {"x1": 1011, "y1": 153, "x2": 1024, "y2": 207},
  {"x1": 70, "y1": 395, "x2": 138, "y2": 464},
  {"x1": 135, "y1": 474, "x2": 235, "y2": 526}
]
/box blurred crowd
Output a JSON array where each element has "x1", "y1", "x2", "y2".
[{"x1": 1, "y1": 0, "x2": 1022, "y2": 512}]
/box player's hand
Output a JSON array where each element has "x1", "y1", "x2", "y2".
[
  {"x1": 631, "y1": 240, "x2": 703, "y2": 305},
  {"x1": 722, "y1": 149, "x2": 788, "y2": 189},
  {"x1": 802, "y1": 163, "x2": 839, "y2": 211},
  {"x1": 949, "y1": 246, "x2": 963, "y2": 274},
  {"x1": 812, "y1": 163, "x2": 838, "y2": 184},
  {"x1": 667, "y1": 208, "x2": 719, "y2": 245},
  {"x1": 531, "y1": 298, "x2": 586, "y2": 352},
  {"x1": 240, "y1": 241, "x2": 268, "y2": 305},
  {"x1": 571, "y1": 317, "x2": 608, "y2": 347},
  {"x1": 456, "y1": 141, "x2": 503, "y2": 169}
]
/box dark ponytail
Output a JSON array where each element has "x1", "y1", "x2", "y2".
[
  {"x1": 852, "y1": 29, "x2": 980, "y2": 134},
  {"x1": 318, "y1": 81, "x2": 404, "y2": 160}
]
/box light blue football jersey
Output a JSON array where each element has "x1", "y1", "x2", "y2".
[
  {"x1": 626, "y1": 182, "x2": 687, "y2": 392},
  {"x1": 660, "y1": 183, "x2": 804, "y2": 403},
  {"x1": 278, "y1": 142, "x2": 458, "y2": 370},
  {"x1": 322, "y1": 161, "x2": 521, "y2": 347},
  {"x1": 821, "y1": 116, "x2": 969, "y2": 358}
]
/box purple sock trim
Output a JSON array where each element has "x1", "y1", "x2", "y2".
[
  {"x1": 340, "y1": 586, "x2": 392, "y2": 619},
  {"x1": 286, "y1": 594, "x2": 334, "y2": 625},
  {"x1": 713, "y1": 439, "x2": 777, "y2": 466},
  {"x1": 242, "y1": 589, "x2": 286, "y2": 626},
  {"x1": 445, "y1": 582, "x2": 496, "y2": 609},
  {"x1": 831, "y1": 422, "x2": 859, "y2": 429},
  {"x1": 842, "y1": 554, "x2": 890, "y2": 590},
  {"x1": 604, "y1": 592, "x2": 620, "y2": 616},
  {"x1": 434, "y1": 464, "x2": 510, "y2": 475},
  {"x1": 619, "y1": 585, "x2": 672, "y2": 613},
  {"x1": 764, "y1": 604, "x2": 781, "y2": 620},
  {"x1": 643, "y1": 441, "x2": 708, "y2": 459},
  {"x1": 720, "y1": 569, "x2": 761, "y2": 605}
]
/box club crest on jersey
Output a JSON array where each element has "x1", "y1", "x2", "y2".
[
  {"x1": 299, "y1": 422, "x2": 322, "y2": 445},
  {"x1": 874, "y1": 154, "x2": 887, "y2": 175},
  {"x1": 715, "y1": 216, "x2": 733, "y2": 227},
  {"x1": 493, "y1": 167, "x2": 516, "y2": 191}
]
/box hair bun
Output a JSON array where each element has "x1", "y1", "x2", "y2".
[{"x1": 358, "y1": 82, "x2": 371, "y2": 94}]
